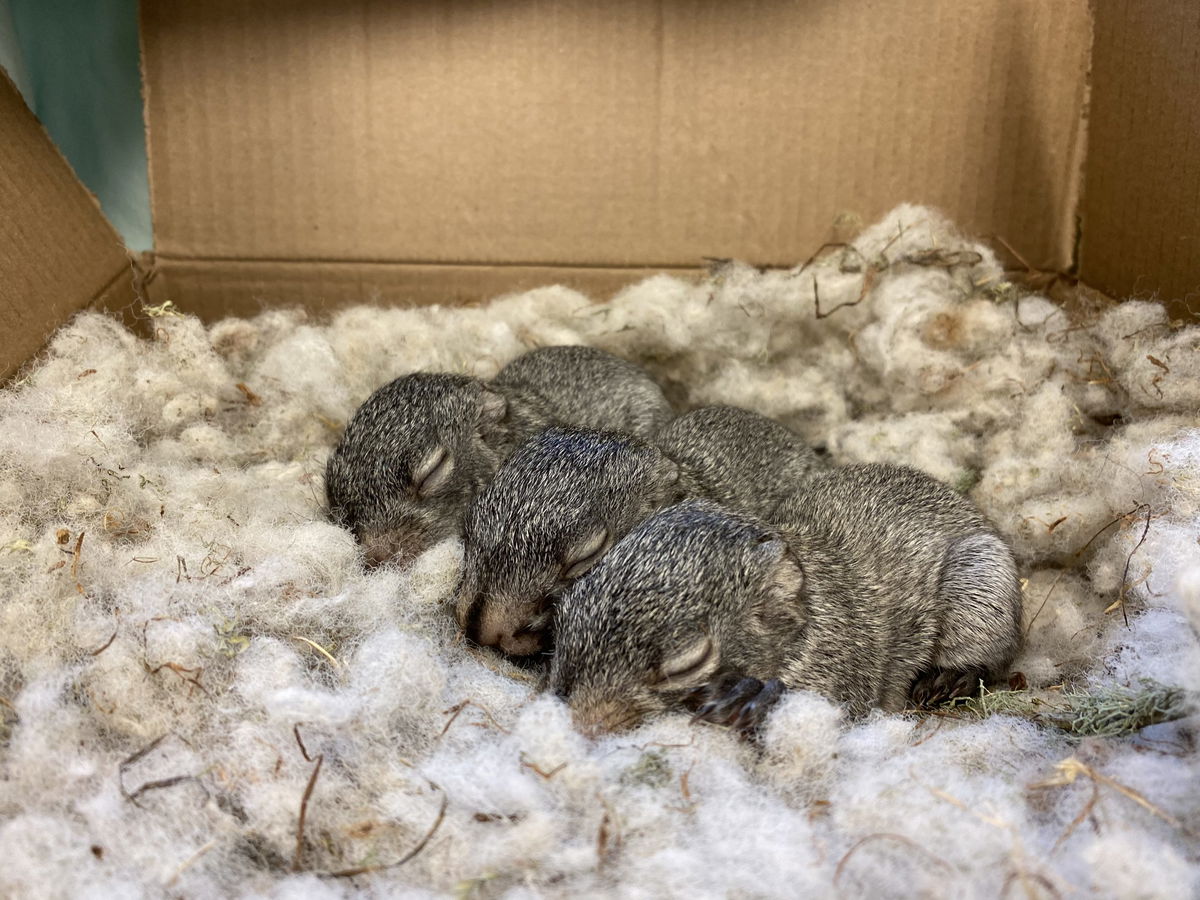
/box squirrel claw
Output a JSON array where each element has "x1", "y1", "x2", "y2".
[
  {"x1": 909, "y1": 667, "x2": 985, "y2": 708},
  {"x1": 690, "y1": 676, "x2": 786, "y2": 736}
]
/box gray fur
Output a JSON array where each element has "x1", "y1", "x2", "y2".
[
  {"x1": 550, "y1": 465, "x2": 1023, "y2": 733},
  {"x1": 662, "y1": 405, "x2": 822, "y2": 515},
  {"x1": 456, "y1": 405, "x2": 821, "y2": 654},
  {"x1": 491, "y1": 346, "x2": 674, "y2": 439},
  {"x1": 325, "y1": 346, "x2": 673, "y2": 565}
]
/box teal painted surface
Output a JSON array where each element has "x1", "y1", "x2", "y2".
[
  {"x1": 0, "y1": 1, "x2": 32, "y2": 101},
  {"x1": 4, "y1": 0, "x2": 151, "y2": 250}
]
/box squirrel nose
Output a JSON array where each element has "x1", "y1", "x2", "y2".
[
  {"x1": 498, "y1": 628, "x2": 547, "y2": 656},
  {"x1": 474, "y1": 607, "x2": 547, "y2": 656},
  {"x1": 363, "y1": 541, "x2": 399, "y2": 567},
  {"x1": 571, "y1": 698, "x2": 642, "y2": 737},
  {"x1": 361, "y1": 529, "x2": 428, "y2": 568}
]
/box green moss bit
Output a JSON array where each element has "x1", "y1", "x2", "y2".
[
  {"x1": 620, "y1": 750, "x2": 673, "y2": 788},
  {"x1": 951, "y1": 468, "x2": 981, "y2": 495},
  {"x1": 946, "y1": 679, "x2": 1192, "y2": 738}
]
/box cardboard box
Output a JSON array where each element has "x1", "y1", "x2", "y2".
[{"x1": 2, "y1": 0, "x2": 1198, "y2": 382}]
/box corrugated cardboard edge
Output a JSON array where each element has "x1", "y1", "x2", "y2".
[
  {"x1": 135, "y1": 9, "x2": 161, "y2": 276},
  {"x1": 0, "y1": 66, "x2": 135, "y2": 383},
  {"x1": 1079, "y1": 0, "x2": 1200, "y2": 319},
  {"x1": 142, "y1": 257, "x2": 701, "y2": 320}
]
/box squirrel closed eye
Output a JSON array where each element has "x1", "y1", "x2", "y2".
[
  {"x1": 562, "y1": 528, "x2": 610, "y2": 580},
  {"x1": 413, "y1": 446, "x2": 454, "y2": 498}
]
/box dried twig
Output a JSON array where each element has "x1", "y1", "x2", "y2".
[
  {"x1": 126, "y1": 774, "x2": 208, "y2": 805},
  {"x1": 1032, "y1": 757, "x2": 1195, "y2": 839},
  {"x1": 71, "y1": 532, "x2": 85, "y2": 594},
  {"x1": 1000, "y1": 870, "x2": 1062, "y2": 900},
  {"x1": 902, "y1": 248, "x2": 983, "y2": 269},
  {"x1": 1109, "y1": 505, "x2": 1153, "y2": 626},
  {"x1": 89, "y1": 626, "x2": 119, "y2": 657},
  {"x1": 790, "y1": 241, "x2": 852, "y2": 279},
  {"x1": 519, "y1": 752, "x2": 567, "y2": 780},
  {"x1": 165, "y1": 839, "x2": 218, "y2": 888},
  {"x1": 141, "y1": 621, "x2": 212, "y2": 698},
  {"x1": 1024, "y1": 504, "x2": 1147, "y2": 637},
  {"x1": 596, "y1": 794, "x2": 621, "y2": 869},
  {"x1": 119, "y1": 734, "x2": 207, "y2": 808},
  {"x1": 1051, "y1": 777, "x2": 1100, "y2": 853},
  {"x1": 327, "y1": 788, "x2": 448, "y2": 878},
  {"x1": 292, "y1": 754, "x2": 325, "y2": 872},
  {"x1": 145, "y1": 660, "x2": 211, "y2": 697},
  {"x1": 908, "y1": 713, "x2": 949, "y2": 747},
  {"x1": 834, "y1": 833, "x2": 953, "y2": 888},
  {"x1": 293, "y1": 724, "x2": 313, "y2": 763},
  {"x1": 437, "y1": 699, "x2": 511, "y2": 738},
  {"x1": 235, "y1": 382, "x2": 263, "y2": 406}
]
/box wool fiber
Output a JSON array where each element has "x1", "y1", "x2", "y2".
[{"x1": 0, "y1": 205, "x2": 1196, "y2": 898}]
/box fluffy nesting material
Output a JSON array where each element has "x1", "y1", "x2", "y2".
[{"x1": 0, "y1": 204, "x2": 1197, "y2": 898}]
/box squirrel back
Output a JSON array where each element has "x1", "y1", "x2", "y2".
[
  {"x1": 660, "y1": 405, "x2": 822, "y2": 518},
  {"x1": 552, "y1": 466, "x2": 1022, "y2": 733},
  {"x1": 493, "y1": 346, "x2": 674, "y2": 439}
]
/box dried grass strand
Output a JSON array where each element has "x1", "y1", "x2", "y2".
[
  {"x1": 834, "y1": 832, "x2": 953, "y2": 892},
  {"x1": 327, "y1": 788, "x2": 449, "y2": 878},
  {"x1": 292, "y1": 754, "x2": 324, "y2": 872}
]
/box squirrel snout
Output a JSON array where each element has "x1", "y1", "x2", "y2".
[
  {"x1": 570, "y1": 696, "x2": 644, "y2": 738},
  {"x1": 471, "y1": 604, "x2": 549, "y2": 656},
  {"x1": 361, "y1": 528, "x2": 429, "y2": 568}
]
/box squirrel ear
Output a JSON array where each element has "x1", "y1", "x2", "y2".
[
  {"x1": 750, "y1": 536, "x2": 808, "y2": 638},
  {"x1": 653, "y1": 450, "x2": 680, "y2": 486},
  {"x1": 756, "y1": 537, "x2": 804, "y2": 601},
  {"x1": 476, "y1": 388, "x2": 508, "y2": 426}
]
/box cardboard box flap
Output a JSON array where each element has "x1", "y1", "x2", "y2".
[
  {"x1": 142, "y1": 0, "x2": 1091, "y2": 274},
  {"x1": 1080, "y1": 0, "x2": 1200, "y2": 315},
  {"x1": 0, "y1": 67, "x2": 130, "y2": 381}
]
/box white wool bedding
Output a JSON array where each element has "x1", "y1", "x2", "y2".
[{"x1": 0, "y1": 206, "x2": 1197, "y2": 898}]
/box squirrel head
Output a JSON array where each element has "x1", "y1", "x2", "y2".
[
  {"x1": 326, "y1": 373, "x2": 509, "y2": 566},
  {"x1": 549, "y1": 499, "x2": 805, "y2": 735},
  {"x1": 454, "y1": 427, "x2": 682, "y2": 656}
]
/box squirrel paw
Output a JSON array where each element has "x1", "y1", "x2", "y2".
[
  {"x1": 688, "y1": 675, "x2": 786, "y2": 735},
  {"x1": 909, "y1": 667, "x2": 985, "y2": 708}
]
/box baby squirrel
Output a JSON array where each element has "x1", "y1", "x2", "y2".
[
  {"x1": 550, "y1": 465, "x2": 1023, "y2": 735},
  {"x1": 455, "y1": 405, "x2": 821, "y2": 655},
  {"x1": 325, "y1": 346, "x2": 673, "y2": 566}
]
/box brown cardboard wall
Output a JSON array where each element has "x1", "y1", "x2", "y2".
[
  {"x1": 142, "y1": 0, "x2": 1092, "y2": 294},
  {"x1": 148, "y1": 258, "x2": 698, "y2": 320},
  {"x1": 1080, "y1": 0, "x2": 1200, "y2": 317},
  {"x1": 0, "y1": 69, "x2": 130, "y2": 381}
]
